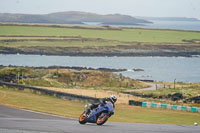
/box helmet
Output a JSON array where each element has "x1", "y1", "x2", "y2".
[{"x1": 110, "y1": 94, "x2": 117, "y2": 103}]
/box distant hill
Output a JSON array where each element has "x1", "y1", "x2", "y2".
[
  {"x1": 0, "y1": 11, "x2": 151, "y2": 25},
  {"x1": 136, "y1": 16, "x2": 200, "y2": 21}
]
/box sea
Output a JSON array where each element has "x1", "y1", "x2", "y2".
[
  {"x1": 84, "y1": 20, "x2": 200, "y2": 31},
  {"x1": 0, "y1": 54, "x2": 200, "y2": 83}
]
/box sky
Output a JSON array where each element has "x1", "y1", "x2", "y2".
[{"x1": 0, "y1": 0, "x2": 200, "y2": 19}]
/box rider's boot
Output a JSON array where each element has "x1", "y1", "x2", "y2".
[{"x1": 84, "y1": 104, "x2": 92, "y2": 116}]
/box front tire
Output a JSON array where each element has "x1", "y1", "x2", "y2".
[
  {"x1": 96, "y1": 113, "x2": 109, "y2": 125},
  {"x1": 79, "y1": 112, "x2": 87, "y2": 124}
]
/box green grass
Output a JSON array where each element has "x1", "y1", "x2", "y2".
[
  {"x1": 0, "y1": 67, "x2": 147, "y2": 90},
  {"x1": 1, "y1": 25, "x2": 200, "y2": 43},
  {"x1": 0, "y1": 86, "x2": 200, "y2": 125},
  {"x1": 140, "y1": 83, "x2": 200, "y2": 98},
  {"x1": 112, "y1": 105, "x2": 200, "y2": 125},
  {"x1": 0, "y1": 39, "x2": 121, "y2": 47},
  {"x1": 134, "y1": 82, "x2": 200, "y2": 107},
  {"x1": 0, "y1": 86, "x2": 84, "y2": 117}
]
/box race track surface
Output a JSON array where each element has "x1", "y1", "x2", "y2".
[{"x1": 0, "y1": 105, "x2": 199, "y2": 133}]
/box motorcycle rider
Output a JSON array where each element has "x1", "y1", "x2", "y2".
[{"x1": 84, "y1": 94, "x2": 117, "y2": 115}]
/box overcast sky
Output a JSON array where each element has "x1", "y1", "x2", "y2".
[{"x1": 0, "y1": 0, "x2": 200, "y2": 19}]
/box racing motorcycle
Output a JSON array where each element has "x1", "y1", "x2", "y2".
[{"x1": 79, "y1": 101, "x2": 114, "y2": 125}]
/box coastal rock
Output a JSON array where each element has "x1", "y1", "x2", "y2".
[{"x1": 133, "y1": 68, "x2": 144, "y2": 72}]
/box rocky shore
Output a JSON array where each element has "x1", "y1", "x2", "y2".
[
  {"x1": 0, "y1": 65, "x2": 127, "y2": 72},
  {"x1": 1, "y1": 46, "x2": 200, "y2": 57}
]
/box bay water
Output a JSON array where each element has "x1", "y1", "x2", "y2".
[{"x1": 0, "y1": 54, "x2": 200, "y2": 82}]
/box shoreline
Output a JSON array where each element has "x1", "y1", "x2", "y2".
[
  {"x1": 1, "y1": 51, "x2": 200, "y2": 57},
  {"x1": 0, "y1": 65, "x2": 127, "y2": 72}
]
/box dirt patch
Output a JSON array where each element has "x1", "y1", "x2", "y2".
[{"x1": 39, "y1": 87, "x2": 145, "y2": 105}]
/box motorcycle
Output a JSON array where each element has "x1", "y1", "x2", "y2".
[{"x1": 79, "y1": 101, "x2": 114, "y2": 125}]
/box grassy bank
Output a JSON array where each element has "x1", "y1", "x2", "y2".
[
  {"x1": 1, "y1": 25, "x2": 200, "y2": 43},
  {"x1": 0, "y1": 86, "x2": 83, "y2": 117},
  {"x1": 141, "y1": 82, "x2": 200, "y2": 98},
  {"x1": 131, "y1": 82, "x2": 200, "y2": 107},
  {"x1": 0, "y1": 67, "x2": 147, "y2": 91},
  {"x1": 0, "y1": 86, "x2": 199, "y2": 125}
]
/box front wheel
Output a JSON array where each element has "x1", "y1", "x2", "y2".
[
  {"x1": 79, "y1": 112, "x2": 87, "y2": 124},
  {"x1": 96, "y1": 113, "x2": 109, "y2": 125}
]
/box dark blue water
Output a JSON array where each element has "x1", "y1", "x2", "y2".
[{"x1": 0, "y1": 54, "x2": 200, "y2": 82}]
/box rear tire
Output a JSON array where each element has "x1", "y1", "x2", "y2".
[
  {"x1": 79, "y1": 112, "x2": 87, "y2": 124},
  {"x1": 96, "y1": 113, "x2": 109, "y2": 125}
]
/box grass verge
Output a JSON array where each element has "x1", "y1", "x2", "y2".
[{"x1": 0, "y1": 86, "x2": 200, "y2": 125}]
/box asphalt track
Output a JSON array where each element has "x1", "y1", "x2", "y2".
[{"x1": 0, "y1": 105, "x2": 200, "y2": 133}]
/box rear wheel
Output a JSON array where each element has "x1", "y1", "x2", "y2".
[
  {"x1": 79, "y1": 112, "x2": 87, "y2": 124},
  {"x1": 96, "y1": 113, "x2": 109, "y2": 125}
]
